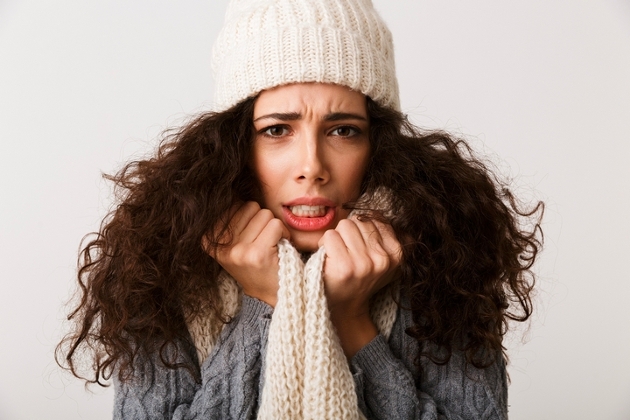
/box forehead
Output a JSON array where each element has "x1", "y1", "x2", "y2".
[{"x1": 253, "y1": 83, "x2": 367, "y2": 117}]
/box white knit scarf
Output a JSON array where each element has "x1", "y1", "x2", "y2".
[{"x1": 187, "y1": 237, "x2": 399, "y2": 419}]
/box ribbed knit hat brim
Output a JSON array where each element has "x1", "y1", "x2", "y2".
[{"x1": 212, "y1": 0, "x2": 400, "y2": 111}]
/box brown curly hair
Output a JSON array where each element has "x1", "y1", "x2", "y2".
[{"x1": 57, "y1": 96, "x2": 542, "y2": 385}]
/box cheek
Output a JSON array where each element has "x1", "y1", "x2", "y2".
[
  {"x1": 336, "y1": 159, "x2": 369, "y2": 222},
  {"x1": 251, "y1": 153, "x2": 287, "y2": 206},
  {"x1": 341, "y1": 150, "x2": 371, "y2": 196}
]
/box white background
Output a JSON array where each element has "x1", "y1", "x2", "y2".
[{"x1": 1, "y1": 1, "x2": 629, "y2": 419}]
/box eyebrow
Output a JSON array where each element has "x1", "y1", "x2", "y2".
[
  {"x1": 324, "y1": 112, "x2": 367, "y2": 122},
  {"x1": 253, "y1": 112, "x2": 301, "y2": 122},
  {"x1": 253, "y1": 112, "x2": 367, "y2": 123}
]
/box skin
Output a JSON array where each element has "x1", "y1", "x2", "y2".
[{"x1": 209, "y1": 83, "x2": 402, "y2": 358}]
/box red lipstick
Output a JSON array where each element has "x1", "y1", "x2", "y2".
[{"x1": 282, "y1": 197, "x2": 337, "y2": 231}]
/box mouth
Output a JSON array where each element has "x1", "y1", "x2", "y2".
[
  {"x1": 282, "y1": 202, "x2": 336, "y2": 231},
  {"x1": 287, "y1": 205, "x2": 328, "y2": 217}
]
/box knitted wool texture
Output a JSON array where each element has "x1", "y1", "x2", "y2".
[
  {"x1": 187, "y1": 239, "x2": 399, "y2": 419},
  {"x1": 211, "y1": 0, "x2": 400, "y2": 112}
]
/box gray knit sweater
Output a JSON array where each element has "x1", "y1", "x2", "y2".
[{"x1": 114, "y1": 295, "x2": 508, "y2": 419}]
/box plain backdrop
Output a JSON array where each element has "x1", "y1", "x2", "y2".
[{"x1": 1, "y1": 1, "x2": 629, "y2": 419}]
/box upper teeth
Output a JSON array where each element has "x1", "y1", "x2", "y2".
[{"x1": 289, "y1": 205, "x2": 326, "y2": 217}]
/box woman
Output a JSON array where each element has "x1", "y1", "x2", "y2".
[{"x1": 58, "y1": 0, "x2": 542, "y2": 419}]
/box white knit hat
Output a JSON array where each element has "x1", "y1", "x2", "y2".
[{"x1": 211, "y1": 0, "x2": 400, "y2": 112}]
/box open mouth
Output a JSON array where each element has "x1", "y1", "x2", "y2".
[
  {"x1": 288, "y1": 205, "x2": 327, "y2": 217},
  {"x1": 282, "y1": 205, "x2": 336, "y2": 231}
]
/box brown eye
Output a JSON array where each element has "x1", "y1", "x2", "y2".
[
  {"x1": 330, "y1": 126, "x2": 359, "y2": 137},
  {"x1": 263, "y1": 125, "x2": 290, "y2": 137}
]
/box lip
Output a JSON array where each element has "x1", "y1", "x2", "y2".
[
  {"x1": 282, "y1": 196, "x2": 337, "y2": 231},
  {"x1": 283, "y1": 197, "x2": 336, "y2": 207}
]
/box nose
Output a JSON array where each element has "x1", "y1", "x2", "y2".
[{"x1": 295, "y1": 131, "x2": 329, "y2": 184}]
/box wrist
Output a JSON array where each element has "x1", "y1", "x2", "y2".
[
  {"x1": 237, "y1": 274, "x2": 278, "y2": 308},
  {"x1": 330, "y1": 311, "x2": 377, "y2": 359}
]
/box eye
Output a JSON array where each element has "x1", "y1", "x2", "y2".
[
  {"x1": 261, "y1": 125, "x2": 290, "y2": 137},
  {"x1": 330, "y1": 126, "x2": 360, "y2": 137}
]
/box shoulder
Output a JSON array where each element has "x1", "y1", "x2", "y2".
[
  {"x1": 389, "y1": 291, "x2": 508, "y2": 418},
  {"x1": 113, "y1": 336, "x2": 201, "y2": 418}
]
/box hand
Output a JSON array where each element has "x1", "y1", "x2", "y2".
[
  {"x1": 204, "y1": 201, "x2": 289, "y2": 307},
  {"x1": 317, "y1": 216, "x2": 402, "y2": 357}
]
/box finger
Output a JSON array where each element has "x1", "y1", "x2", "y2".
[
  {"x1": 254, "y1": 218, "x2": 291, "y2": 249},
  {"x1": 352, "y1": 218, "x2": 396, "y2": 277},
  {"x1": 205, "y1": 202, "x2": 246, "y2": 254},
  {"x1": 372, "y1": 221, "x2": 403, "y2": 264},
  {"x1": 333, "y1": 218, "x2": 369, "y2": 256},
  {"x1": 351, "y1": 217, "x2": 387, "y2": 255},
  {"x1": 208, "y1": 202, "x2": 261, "y2": 258},
  {"x1": 214, "y1": 201, "x2": 245, "y2": 236},
  {"x1": 226, "y1": 201, "x2": 245, "y2": 221},
  {"x1": 279, "y1": 220, "x2": 290, "y2": 240},
  {"x1": 341, "y1": 218, "x2": 392, "y2": 276},
  {"x1": 237, "y1": 208, "x2": 276, "y2": 244},
  {"x1": 225, "y1": 201, "x2": 261, "y2": 240},
  {"x1": 319, "y1": 229, "x2": 351, "y2": 262},
  {"x1": 320, "y1": 219, "x2": 383, "y2": 269}
]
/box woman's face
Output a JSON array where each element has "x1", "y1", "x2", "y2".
[{"x1": 251, "y1": 83, "x2": 371, "y2": 252}]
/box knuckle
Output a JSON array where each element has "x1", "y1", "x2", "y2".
[
  {"x1": 256, "y1": 209, "x2": 274, "y2": 222},
  {"x1": 327, "y1": 260, "x2": 353, "y2": 281},
  {"x1": 337, "y1": 265, "x2": 354, "y2": 280},
  {"x1": 243, "y1": 247, "x2": 266, "y2": 267},
  {"x1": 355, "y1": 258, "x2": 373, "y2": 278},
  {"x1": 335, "y1": 219, "x2": 354, "y2": 231},
  {"x1": 321, "y1": 229, "x2": 339, "y2": 243},
  {"x1": 258, "y1": 208, "x2": 274, "y2": 219},
  {"x1": 323, "y1": 228, "x2": 337, "y2": 238},
  {"x1": 246, "y1": 201, "x2": 261, "y2": 211},
  {"x1": 268, "y1": 218, "x2": 284, "y2": 231},
  {"x1": 374, "y1": 255, "x2": 390, "y2": 274},
  {"x1": 217, "y1": 229, "x2": 234, "y2": 246},
  {"x1": 240, "y1": 201, "x2": 260, "y2": 218},
  {"x1": 228, "y1": 244, "x2": 246, "y2": 262}
]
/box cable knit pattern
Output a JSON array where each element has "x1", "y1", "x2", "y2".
[
  {"x1": 211, "y1": 0, "x2": 400, "y2": 111},
  {"x1": 115, "y1": 293, "x2": 508, "y2": 419}
]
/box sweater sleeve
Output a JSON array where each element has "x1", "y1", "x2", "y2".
[
  {"x1": 350, "y1": 305, "x2": 508, "y2": 420},
  {"x1": 113, "y1": 295, "x2": 273, "y2": 420}
]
